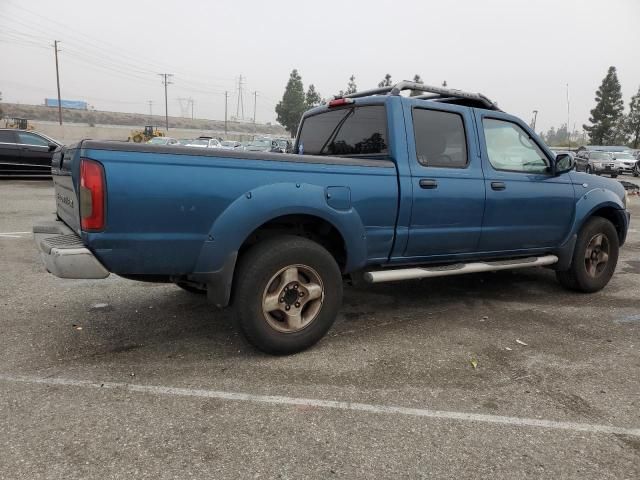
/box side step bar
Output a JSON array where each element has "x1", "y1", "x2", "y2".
[{"x1": 364, "y1": 255, "x2": 558, "y2": 284}]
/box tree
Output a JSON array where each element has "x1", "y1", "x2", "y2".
[
  {"x1": 625, "y1": 85, "x2": 640, "y2": 148},
  {"x1": 583, "y1": 66, "x2": 624, "y2": 145},
  {"x1": 410, "y1": 74, "x2": 424, "y2": 97},
  {"x1": 275, "y1": 69, "x2": 306, "y2": 136},
  {"x1": 345, "y1": 75, "x2": 357, "y2": 95},
  {"x1": 304, "y1": 84, "x2": 322, "y2": 110},
  {"x1": 378, "y1": 74, "x2": 392, "y2": 88}
]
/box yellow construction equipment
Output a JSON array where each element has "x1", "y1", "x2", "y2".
[{"x1": 128, "y1": 125, "x2": 165, "y2": 143}]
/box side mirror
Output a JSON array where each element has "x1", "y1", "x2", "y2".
[
  {"x1": 48, "y1": 143, "x2": 58, "y2": 152},
  {"x1": 555, "y1": 153, "x2": 574, "y2": 175}
]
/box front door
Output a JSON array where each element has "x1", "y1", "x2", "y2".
[
  {"x1": 475, "y1": 111, "x2": 575, "y2": 252},
  {"x1": 16, "y1": 131, "x2": 54, "y2": 174},
  {"x1": 402, "y1": 101, "x2": 486, "y2": 259}
]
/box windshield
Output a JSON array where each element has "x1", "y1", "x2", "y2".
[
  {"x1": 591, "y1": 152, "x2": 612, "y2": 160},
  {"x1": 614, "y1": 152, "x2": 634, "y2": 159}
]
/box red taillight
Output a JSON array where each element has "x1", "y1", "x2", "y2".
[
  {"x1": 328, "y1": 97, "x2": 354, "y2": 107},
  {"x1": 80, "y1": 158, "x2": 105, "y2": 231}
]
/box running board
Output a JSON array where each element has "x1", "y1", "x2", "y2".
[{"x1": 363, "y1": 255, "x2": 558, "y2": 283}]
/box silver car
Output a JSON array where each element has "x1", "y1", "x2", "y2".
[{"x1": 610, "y1": 151, "x2": 637, "y2": 175}]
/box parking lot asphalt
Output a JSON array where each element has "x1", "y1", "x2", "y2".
[{"x1": 1, "y1": 179, "x2": 639, "y2": 479}]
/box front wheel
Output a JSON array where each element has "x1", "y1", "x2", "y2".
[
  {"x1": 556, "y1": 217, "x2": 619, "y2": 293},
  {"x1": 585, "y1": 165, "x2": 592, "y2": 175},
  {"x1": 233, "y1": 235, "x2": 343, "y2": 355}
]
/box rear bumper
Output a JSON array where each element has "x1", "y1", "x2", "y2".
[{"x1": 33, "y1": 220, "x2": 109, "y2": 279}]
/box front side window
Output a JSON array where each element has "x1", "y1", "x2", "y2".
[
  {"x1": 483, "y1": 119, "x2": 549, "y2": 173},
  {"x1": 17, "y1": 132, "x2": 49, "y2": 147},
  {"x1": 413, "y1": 108, "x2": 467, "y2": 168},
  {"x1": 297, "y1": 106, "x2": 387, "y2": 156}
]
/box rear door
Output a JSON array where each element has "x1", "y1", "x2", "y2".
[
  {"x1": 401, "y1": 100, "x2": 486, "y2": 258},
  {"x1": 0, "y1": 130, "x2": 20, "y2": 173},
  {"x1": 474, "y1": 111, "x2": 575, "y2": 251},
  {"x1": 16, "y1": 131, "x2": 54, "y2": 174}
]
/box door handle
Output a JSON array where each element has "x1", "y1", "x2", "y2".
[
  {"x1": 419, "y1": 179, "x2": 438, "y2": 189},
  {"x1": 491, "y1": 181, "x2": 506, "y2": 191}
]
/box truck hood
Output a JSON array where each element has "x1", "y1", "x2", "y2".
[{"x1": 568, "y1": 170, "x2": 626, "y2": 203}]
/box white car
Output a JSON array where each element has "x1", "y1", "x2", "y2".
[
  {"x1": 147, "y1": 137, "x2": 179, "y2": 146},
  {"x1": 185, "y1": 138, "x2": 221, "y2": 149},
  {"x1": 610, "y1": 151, "x2": 637, "y2": 175}
]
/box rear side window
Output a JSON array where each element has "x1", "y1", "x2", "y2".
[
  {"x1": 0, "y1": 130, "x2": 16, "y2": 143},
  {"x1": 412, "y1": 108, "x2": 468, "y2": 168},
  {"x1": 297, "y1": 106, "x2": 388, "y2": 156},
  {"x1": 17, "y1": 132, "x2": 49, "y2": 146}
]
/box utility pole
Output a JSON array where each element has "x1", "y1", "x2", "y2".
[
  {"x1": 236, "y1": 75, "x2": 244, "y2": 119},
  {"x1": 224, "y1": 91, "x2": 228, "y2": 136},
  {"x1": 148, "y1": 100, "x2": 153, "y2": 123},
  {"x1": 159, "y1": 73, "x2": 173, "y2": 130},
  {"x1": 566, "y1": 83, "x2": 571, "y2": 147},
  {"x1": 530, "y1": 110, "x2": 538, "y2": 130},
  {"x1": 53, "y1": 40, "x2": 62, "y2": 125},
  {"x1": 253, "y1": 91, "x2": 257, "y2": 132}
]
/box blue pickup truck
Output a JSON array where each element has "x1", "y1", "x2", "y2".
[{"x1": 34, "y1": 81, "x2": 630, "y2": 354}]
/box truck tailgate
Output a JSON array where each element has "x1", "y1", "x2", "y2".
[{"x1": 51, "y1": 145, "x2": 81, "y2": 234}]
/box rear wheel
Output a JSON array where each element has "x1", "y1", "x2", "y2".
[
  {"x1": 556, "y1": 217, "x2": 619, "y2": 293},
  {"x1": 233, "y1": 235, "x2": 342, "y2": 355}
]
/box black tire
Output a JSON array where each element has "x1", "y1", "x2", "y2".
[
  {"x1": 585, "y1": 165, "x2": 592, "y2": 174},
  {"x1": 611, "y1": 173, "x2": 618, "y2": 178},
  {"x1": 556, "y1": 217, "x2": 619, "y2": 293},
  {"x1": 233, "y1": 235, "x2": 343, "y2": 355},
  {"x1": 633, "y1": 170, "x2": 639, "y2": 177},
  {"x1": 175, "y1": 282, "x2": 207, "y2": 294}
]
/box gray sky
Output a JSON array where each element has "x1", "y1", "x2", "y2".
[{"x1": 1, "y1": 0, "x2": 639, "y2": 133}]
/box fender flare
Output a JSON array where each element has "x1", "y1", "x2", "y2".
[{"x1": 192, "y1": 182, "x2": 368, "y2": 280}]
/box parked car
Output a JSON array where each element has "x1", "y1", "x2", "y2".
[
  {"x1": 610, "y1": 151, "x2": 637, "y2": 175},
  {"x1": 219, "y1": 140, "x2": 242, "y2": 151},
  {"x1": 244, "y1": 139, "x2": 281, "y2": 152},
  {"x1": 275, "y1": 139, "x2": 293, "y2": 153},
  {"x1": 0, "y1": 128, "x2": 62, "y2": 177},
  {"x1": 34, "y1": 80, "x2": 629, "y2": 355},
  {"x1": 575, "y1": 150, "x2": 620, "y2": 177},
  {"x1": 147, "y1": 136, "x2": 180, "y2": 146},
  {"x1": 185, "y1": 137, "x2": 221, "y2": 149}
]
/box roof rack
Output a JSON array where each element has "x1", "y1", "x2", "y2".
[{"x1": 340, "y1": 81, "x2": 499, "y2": 110}]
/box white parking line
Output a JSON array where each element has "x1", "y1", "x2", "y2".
[
  {"x1": 0, "y1": 231, "x2": 31, "y2": 238},
  {"x1": 1, "y1": 373, "x2": 638, "y2": 437},
  {"x1": 0, "y1": 232, "x2": 31, "y2": 235}
]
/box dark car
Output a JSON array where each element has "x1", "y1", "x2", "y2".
[{"x1": 0, "y1": 129, "x2": 62, "y2": 177}]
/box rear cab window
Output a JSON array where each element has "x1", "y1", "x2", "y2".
[{"x1": 296, "y1": 105, "x2": 388, "y2": 157}]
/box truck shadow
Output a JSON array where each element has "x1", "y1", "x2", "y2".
[{"x1": 44, "y1": 265, "x2": 633, "y2": 367}]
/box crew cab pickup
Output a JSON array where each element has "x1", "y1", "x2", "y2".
[{"x1": 34, "y1": 81, "x2": 630, "y2": 354}]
